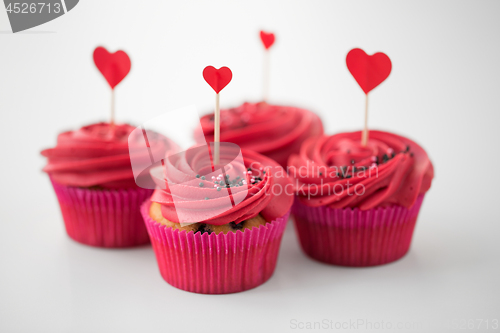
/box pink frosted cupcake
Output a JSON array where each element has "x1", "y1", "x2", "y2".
[
  {"x1": 141, "y1": 145, "x2": 293, "y2": 294},
  {"x1": 200, "y1": 102, "x2": 324, "y2": 167},
  {"x1": 41, "y1": 122, "x2": 173, "y2": 248},
  {"x1": 288, "y1": 130, "x2": 434, "y2": 266}
]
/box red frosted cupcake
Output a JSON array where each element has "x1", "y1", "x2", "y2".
[
  {"x1": 200, "y1": 102, "x2": 324, "y2": 167},
  {"x1": 41, "y1": 122, "x2": 173, "y2": 248},
  {"x1": 141, "y1": 144, "x2": 293, "y2": 294},
  {"x1": 288, "y1": 130, "x2": 434, "y2": 266}
]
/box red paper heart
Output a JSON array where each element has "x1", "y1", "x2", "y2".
[
  {"x1": 346, "y1": 48, "x2": 392, "y2": 94},
  {"x1": 203, "y1": 66, "x2": 232, "y2": 94},
  {"x1": 93, "y1": 46, "x2": 131, "y2": 89},
  {"x1": 260, "y1": 31, "x2": 275, "y2": 50}
]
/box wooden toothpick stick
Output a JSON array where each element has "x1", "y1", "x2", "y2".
[
  {"x1": 362, "y1": 94, "x2": 369, "y2": 146},
  {"x1": 110, "y1": 89, "x2": 115, "y2": 129},
  {"x1": 259, "y1": 31, "x2": 275, "y2": 102},
  {"x1": 214, "y1": 93, "x2": 220, "y2": 165},
  {"x1": 263, "y1": 50, "x2": 270, "y2": 102}
]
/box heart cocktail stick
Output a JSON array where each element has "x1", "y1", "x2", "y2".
[
  {"x1": 346, "y1": 48, "x2": 392, "y2": 146},
  {"x1": 259, "y1": 30, "x2": 275, "y2": 102},
  {"x1": 93, "y1": 46, "x2": 131, "y2": 131},
  {"x1": 203, "y1": 66, "x2": 233, "y2": 165}
]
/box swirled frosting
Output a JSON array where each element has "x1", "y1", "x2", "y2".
[
  {"x1": 199, "y1": 102, "x2": 324, "y2": 167},
  {"x1": 288, "y1": 130, "x2": 434, "y2": 210},
  {"x1": 41, "y1": 122, "x2": 173, "y2": 189},
  {"x1": 150, "y1": 146, "x2": 293, "y2": 225}
]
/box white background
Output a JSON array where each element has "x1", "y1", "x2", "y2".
[{"x1": 1, "y1": 1, "x2": 499, "y2": 332}]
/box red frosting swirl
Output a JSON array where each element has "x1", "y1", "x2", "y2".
[
  {"x1": 41, "y1": 122, "x2": 173, "y2": 189},
  {"x1": 150, "y1": 146, "x2": 293, "y2": 225},
  {"x1": 200, "y1": 102, "x2": 324, "y2": 167},
  {"x1": 288, "y1": 130, "x2": 434, "y2": 210}
]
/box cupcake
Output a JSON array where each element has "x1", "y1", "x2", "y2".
[
  {"x1": 41, "y1": 122, "x2": 173, "y2": 248},
  {"x1": 141, "y1": 144, "x2": 293, "y2": 294},
  {"x1": 199, "y1": 102, "x2": 324, "y2": 167},
  {"x1": 288, "y1": 130, "x2": 434, "y2": 266}
]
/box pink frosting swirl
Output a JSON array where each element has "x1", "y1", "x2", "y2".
[
  {"x1": 150, "y1": 146, "x2": 293, "y2": 225},
  {"x1": 200, "y1": 102, "x2": 324, "y2": 167},
  {"x1": 288, "y1": 130, "x2": 434, "y2": 210},
  {"x1": 41, "y1": 122, "x2": 173, "y2": 189}
]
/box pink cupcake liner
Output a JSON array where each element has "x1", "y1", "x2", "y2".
[
  {"x1": 292, "y1": 195, "x2": 425, "y2": 267},
  {"x1": 141, "y1": 201, "x2": 290, "y2": 294},
  {"x1": 50, "y1": 178, "x2": 153, "y2": 248}
]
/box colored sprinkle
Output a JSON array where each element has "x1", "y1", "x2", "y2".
[
  {"x1": 229, "y1": 221, "x2": 243, "y2": 230},
  {"x1": 196, "y1": 224, "x2": 212, "y2": 235},
  {"x1": 199, "y1": 182, "x2": 204, "y2": 187},
  {"x1": 201, "y1": 176, "x2": 206, "y2": 180},
  {"x1": 205, "y1": 197, "x2": 209, "y2": 200},
  {"x1": 247, "y1": 167, "x2": 252, "y2": 171},
  {"x1": 196, "y1": 174, "x2": 200, "y2": 178},
  {"x1": 351, "y1": 160, "x2": 355, "y2": 164},
  {"x1": 217, "y1": 187, "x2": 221, "y2": 191}
]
